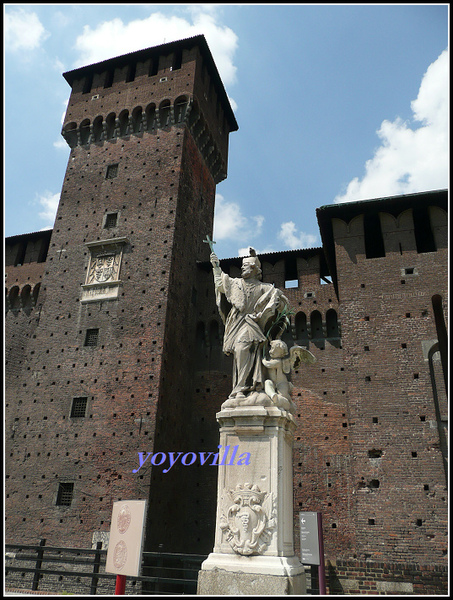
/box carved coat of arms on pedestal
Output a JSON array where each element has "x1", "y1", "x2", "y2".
[{"x1": 219, "y1": 483, "x2": 276, "y2": 555}]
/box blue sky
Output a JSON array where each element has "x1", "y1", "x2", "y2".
[{"x1": 4, "y1": 4, "x2": 449, "y2": 259}]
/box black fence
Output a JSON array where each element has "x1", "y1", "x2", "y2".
[{"x1": 5, "y1": 540, "x2": 207, "y2": 595}]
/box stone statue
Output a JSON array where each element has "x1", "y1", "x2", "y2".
[
  {"x1": 200, "y1": 241, "x2": 312, "y2": 593},
  {"x1": 210, "y1": 247, "x2": 292, "y2": 407}
]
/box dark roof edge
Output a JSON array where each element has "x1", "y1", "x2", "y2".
[
  {"x1": 5, "y1": 229, "x2": 53, "y2": 243},
  {"x1": 62, "y1": 34, "x2": 238, "y2": 132},
  {"x1": 317, "y1": 188, "x2": 448, "y2": 215},
  {"x1": 226, "y1": 246, "x2": 324, "y2": 261},
  {"x1": 197, "y1": 246, "x2": 328, "y2": 273}
]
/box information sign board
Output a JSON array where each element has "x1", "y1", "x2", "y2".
[
  {"x1": 106, "y1": 500, "x2": 147, "y2": 577},
  {"x1": 299, "y1": 511, "x2": 320, "y2": 565}
]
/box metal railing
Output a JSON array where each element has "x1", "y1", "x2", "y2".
[{"x1": 5, "y1": 540, "x2": 207, "y2": 595}]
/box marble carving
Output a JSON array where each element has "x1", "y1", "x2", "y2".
[
  {"x1": 210, "y1": 248, "x2": 315, "y2": 414},
  {"x1": 219, "y1": 483, "x2": 276, "y2": 556}
]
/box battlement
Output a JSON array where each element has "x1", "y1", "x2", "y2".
[
  {"x1": 61, "y1": 35, "x2": 238, "y2": 184},
  {"x1": 316, "y1": 189, "x2": 448, "y2": 296}
]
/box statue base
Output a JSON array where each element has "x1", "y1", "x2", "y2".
[
  {"x1": 197, "y1": 565, "x2": 306, "y2": 595},
  {"x1": 197, "y1": 404, "x2": 306, "y2": 595}
]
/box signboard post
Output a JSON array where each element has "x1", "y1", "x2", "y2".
[
  {"x1": 299, "y1": 511, "x2": 326, "y2": 594},
  {"x1": 106, "y1": 500, "x2": 147, "y2": 594},
  {"x1": 115, "y1": 574, "x2": 126, "y2": 595}
]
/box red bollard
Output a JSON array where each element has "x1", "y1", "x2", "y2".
[{"x1": 115, "y1": 574, "x2": 126, "y2": 595}]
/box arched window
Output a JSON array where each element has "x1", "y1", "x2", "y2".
[
  {"x1": 145, "y1": 104, "x2": 156, "y2": 131},
  {"x1": 105, "y1": 113, "x2": 116, "y2": 140},
  {"x1": 326, "y1": 309, "x2": 340, "y2": 338},
  {"x1": 295, "y1": 312, "x2": 309, "y2": 344},
  {"x1": 118, "y1": 110, "x2": 129, "y2": 137},
  {"x1": 32, "y1": 282, "x2": 41, "y2": 306},
  {"x1": 209, "y1": 320, "x2": 221, "y2": 347},
  {"x1": 62, "y1": 122, "x2": 78, "y2": 148},
  {"x1": 9, "y1": 286, "x2": 20, "y2": 310},
  {"x1": 21, "y1": 285, "x2": 32, "y2": 310},
  {"x1": 79, "y1": 119, "x2": 91, "y2": 145},
  {"x1": 159, "y1": 100, "x2": 172, "y2": 128},
  {"x1": 131, "y1": 107, "x2": 143, "y2": 134},
  {"x1": 174, "y1": 96, "x2": 189, "y2": 123},
  {"x1": 92, "y1": 116, "x2": 104, "y2": 142},
  {"x1": 310, "y1": 310, "x2": 323, "y2": 340}
]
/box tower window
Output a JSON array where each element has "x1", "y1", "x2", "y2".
[
  {"x1": 84, "y1": 328, "x2": 99, "y2": 347},
  {"x1": 364, "y1": 212, "x2": 385, "y2": 258},
  {"x1": 104, "y1": 212, "x2": 118, "y2": 229},
  {"x1": 104, "y1": 70, "x2": 114, "y2": 89},
  {"x1": 56, "y1": 482, "x2": 74, "y2": 506},
  {"x1": 106, "y1": 164, "x2": 119, "y2": 179},
  {"x1": 149, "y1": 58, "x2": 159, "y2": 77},
  {"x1": 70, "y1": 397, "x2": 88, "y2": 418},
  {"x1": 82, "y1": 73, "x2": 93, "y2": 95},
  {"x1": 126, "y1": 63, "x2": 136, "y2": 83},
  {"x1": 413, "y1": 206, "x2": 436, "y2": 253},
  {"x1": 172, "y1": 49, "x2": 182, "y2": 71}
]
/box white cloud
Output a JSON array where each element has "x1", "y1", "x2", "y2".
[
  {"x1": 335, "y1": 49, "x2": 449, "y2": 204},
  {"x1": 213, "y1": 194, "x2": 264, "y2": 243},
  {"x1": 278, "y1": 221, "x2": 318, "y2": 250},
  {"x1": 5, "y1": 9, "x2": 49, "y2": 52},
  {"x1": 36, "y1": 191, "x2": 60, "y2": 228},
  {"x1": 53, "y1": 100, "x2": 71, "y2": 150},
  {"x1": 53, "y1": 138, "x2": 68, "y2": 151},
  {"x1": 72, "y1": 9, "x2": 238, "y2": 88}
]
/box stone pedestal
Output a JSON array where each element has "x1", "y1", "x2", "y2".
[{"x1": 197, "y1": 405, "x2": 306, "y2": 595}]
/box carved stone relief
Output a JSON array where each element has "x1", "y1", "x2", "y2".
[
  {"x1": 81, "y1": 237, "x2": 127, "y2": 303},
  {"x1": 87, "y1": 253, "x2": 119, "y2": 284},
  {"x1": 219, "y1": 483, "x2": 276, "y2": 555}
]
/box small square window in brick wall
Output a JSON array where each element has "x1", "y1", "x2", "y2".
[
  {"x1": 105, "y1": 164, "x2": 118, "y2": 179},
  {"x1": 70, "y1": 397, "x2": 88, "y2": 418},
  {"x1": 104, "y1": 212, "x2": 118, "y2": 228},
  {"x1": 84, "y1": 328, "x2": 99, "y2": 346},
  {"x1": 56, "y1": 482, "x2": 74, "y2": 506}
]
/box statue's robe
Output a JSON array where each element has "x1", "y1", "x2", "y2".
[{"x1": 214, "y1": 271, "x2": 288, "y2": 397}]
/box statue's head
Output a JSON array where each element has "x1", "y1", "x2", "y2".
[
  {"x1": 241, "y1": 248, "x2": 262, "y2": 280},
  {"x1": 269, "y1": 339, "x2": 288, "y2": 358}
]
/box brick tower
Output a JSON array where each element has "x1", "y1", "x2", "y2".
[{"x1": 5, "y1": 35, "x2": 237, "y2": 553}]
